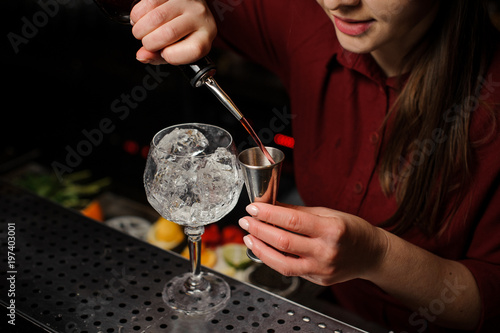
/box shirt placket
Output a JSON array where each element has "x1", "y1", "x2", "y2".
[{"x1": 338, "y1": 84, "x2": 388, "y2": 214}]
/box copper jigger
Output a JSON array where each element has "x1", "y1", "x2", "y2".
[{"x1": 238, "y1": 147, "x2": 285, "y2": 263}]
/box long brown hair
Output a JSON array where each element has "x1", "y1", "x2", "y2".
[{"x1": 379, "y1": 0, "x2": 497, "y2": 236}]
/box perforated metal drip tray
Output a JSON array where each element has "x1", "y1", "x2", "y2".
[{"x1": 0, "y1": 182, "x2": 368, "y2": 333}]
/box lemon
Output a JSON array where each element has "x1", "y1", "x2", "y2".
[
  {"x1": 222, "y1": 243, "x2": 252, "y2": 270},
  {"x1": 155, "y1": 217, "x2": 183, "y2": 241},
  {"x1": 147, "y1": 217, "x2": 184, "y2": 250},
  {"x1": 181, "y1": 245, "x2": 218, "y2": 268}
]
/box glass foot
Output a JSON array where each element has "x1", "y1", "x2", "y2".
[
  {"x1": 163, "y1": 272, "x2": 230, "y2": 315},
  {"x1": 247, "y1": 248, "x2": 263, "y2": 263}
]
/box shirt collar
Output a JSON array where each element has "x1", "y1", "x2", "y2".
[{"x1": 331, "y1": 42, "x2": 404, "y2": 89}]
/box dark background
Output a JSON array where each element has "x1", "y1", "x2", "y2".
[{"x1": 2, "y1": 0, "x2": 294, "y2": 205}]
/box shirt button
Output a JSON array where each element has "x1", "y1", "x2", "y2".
[
  {"x1": 369, "y1": 132, "x2": 379, "y2": 144},
  {"x1": 353, "y1": 181, "x2": 364, "y2": 194}
]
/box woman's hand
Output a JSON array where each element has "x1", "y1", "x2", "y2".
[
  {"x1": 239, "y1": 202, "x2": 389, "y2": 286},
  {"x1": 130, "y1": 0, "x2": 217, "y2": 65},
  {"x1": 241, "y1": 202, "x2": 481, "y2": 329}
]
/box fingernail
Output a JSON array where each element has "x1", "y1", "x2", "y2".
[
  {"x1": 130, "y1": 19, "x2": 135, "y2": 26},
  {"x1": 243, "y1": 235, "x2": 253, "y2": 249},
  {"x1": 246, "y1": 205, "x2": 259, "y2": 216},
  {"x1": 239, "y1": 218, "x2": 249, "y2": 231},
  {"x1": 136, "y1": 58, "x2": 150, "y2": 63}
]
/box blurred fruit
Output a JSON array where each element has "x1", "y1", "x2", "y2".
[
  {"x1": 222, "y1": 243, "x2": 252, "y2": 270},
  {"x1": 202, "y1": 224, "x2": 221, "y2": 248},
  {"x1": 222, "y1": 225, "x2": 245, "y2": 244},
  {"x1": 181, "y1": 244, "x2": 217, "y2": 268},
  {"x1": 105, "y1": 216, "x2": 150, "y2": 241},
  {"x1": 147, "y1": 217, "x2": 184, "y2": 250},
  {"x1": 81, "y1": 200, "x2": 103, "y2": 221}
]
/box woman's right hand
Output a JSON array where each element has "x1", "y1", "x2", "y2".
[{"x1": 130, "y1": 0, "x2": 217, "y2": 65}]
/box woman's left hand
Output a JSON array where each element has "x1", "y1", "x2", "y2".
[
  {"x1": 239, "y1": 202, "x2": 388, "y2": 286},
  {"x1": 240, "y1": 203, "x2": 482, "y2": 329}
]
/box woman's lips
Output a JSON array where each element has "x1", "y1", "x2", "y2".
[{"x1": 333, "y1": 16, "x2": 375, "y2": 36}]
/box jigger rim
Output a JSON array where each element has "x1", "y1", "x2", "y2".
[{"x1": 238, "y1": 146, "x2": 285, "y2": 169}]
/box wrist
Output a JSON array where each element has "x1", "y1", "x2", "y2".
[{"x1": 362, "y1": 227, "x2": 391, "y2": 283}]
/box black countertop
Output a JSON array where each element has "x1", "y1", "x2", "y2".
[{"x1": 0, "y1": 182, "x2": 379, "y2": 333}]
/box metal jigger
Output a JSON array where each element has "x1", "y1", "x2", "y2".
[{"x1": 238, "y1": 147, "x2": 285, "y2": 263}]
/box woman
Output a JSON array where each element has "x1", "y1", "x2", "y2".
[{"x1": 130, "y1": 0, "x2": 500, "y2": 331}]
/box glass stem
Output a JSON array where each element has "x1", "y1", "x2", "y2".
[{"x1": 184, "y1": 226, "x2": 209, "y2": 292}]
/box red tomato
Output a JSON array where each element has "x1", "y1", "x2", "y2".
[
  {"x1": 222, "y1": 225, "x2": 245, "y2": 244},
  {"x1": 202, "y1": 224, "x2": 221, "y2": 248}
]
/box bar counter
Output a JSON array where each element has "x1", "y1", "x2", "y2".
[{"x1": 0, "y1": 181, "x2": 371, "y2": 332}]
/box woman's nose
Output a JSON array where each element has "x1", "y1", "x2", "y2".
[{"x1": 321, "y1": 0, "x2": 362, "y2": 11}]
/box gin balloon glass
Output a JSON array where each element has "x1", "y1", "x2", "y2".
[{"x1": 144, "y1": 123, "x2": 243, "y2": 315}]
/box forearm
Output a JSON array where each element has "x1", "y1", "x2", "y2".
[{"x1": 366, "y1": 229, "x2": 481, "y2": 330}]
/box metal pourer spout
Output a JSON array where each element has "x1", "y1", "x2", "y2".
[
  {"x1": 201, "y1": 76, "x2": 244, "y2": 121},
  {"x1": 178, "y1": 57, "x2": 244, "y2": 121}
]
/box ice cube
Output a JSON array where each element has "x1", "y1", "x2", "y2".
[
  {"x1": 196, "y1": 147, "x2": 240, "y2": 203},
  {"x1": 157, "y1": 128, "x2": 209, "y2": 156},
  {"x1": 207, "y1": 147, "x2": 234, "y2": 171}
]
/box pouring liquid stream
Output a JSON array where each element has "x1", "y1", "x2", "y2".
[
  {"x1": 203, "y1": 77, "x2": 276, "y2": 165},
  {"x1": 239, "y1": 117, "x2": 276, "y2": 165}
]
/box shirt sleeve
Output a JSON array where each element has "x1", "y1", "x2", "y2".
[
  {"x1": 459, "y1": 178, "x2": 500, "y2": 331},
  {"x1": 458, "y1": 53, "x2": 500, "y2": 332}
]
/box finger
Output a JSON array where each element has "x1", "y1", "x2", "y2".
[
  {"x1": 240, "y1": 217, "x2": 315, "y2": 258},
  {"x1": 246, "y1": 203, "x2": 328, "y2": 237},
  {"x1": 136, "y1": 47, "x2": 168, "y2": 64},
  {"x1": 132, "y1": 3, "x2": 182, "y2": 40},
  {"x1": 243, "y1": 235, "x2": 309, "y2": 276},
  {"x1": 139, "y1": 15, "x2": 192, "y2": 52},
  {"x1": 130, "y1": 0, "x2": 168, "y2": 25},
  {"x1": 159, "y1": 30, "x2": 213, "y2": 65},
  {"x1": 277, "y1": 202, "x2": 341, "y2": 218}
]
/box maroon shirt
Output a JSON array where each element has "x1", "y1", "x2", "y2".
[{"x1": 209, "y1": 0, "x2": 500, "y2": 331}]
